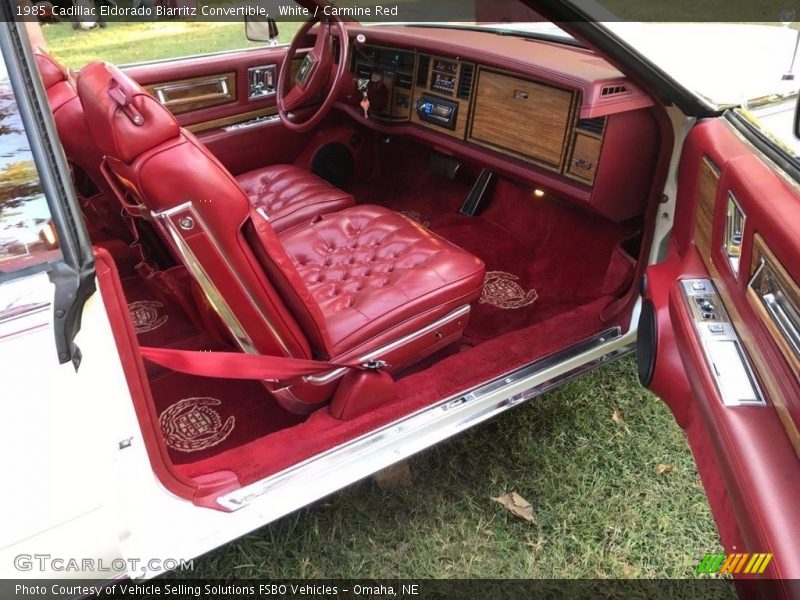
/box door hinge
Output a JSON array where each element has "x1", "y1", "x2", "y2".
[{"x1": 49, "y1": 261, "x2": 95, "y2": 370}]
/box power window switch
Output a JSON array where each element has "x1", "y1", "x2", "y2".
[
  {"x1": 708, "y1": 323, "x2": 725, "y2": 335},
  {"x1": 691, "y1": 281, "x2": 707, "y2": 291}
]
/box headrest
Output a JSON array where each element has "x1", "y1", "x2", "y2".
[
  {"x1": 76, "y1": 61, "x2": 180, "y2": 164},
  {"x1": 34, "y1": 52, "x2": 68, "y2": 89}
]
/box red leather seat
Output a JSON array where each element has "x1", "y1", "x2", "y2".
[
  {"x1": 34, "y1": 52, "x2": 99, "y2": 183},
  {"x1": 76, "y1": 61, "x2": 485, "y2": 413},
  {"x1": 35, "y1": 52, "x2": 350, "y2": 237},
  {"x1": 237, "y1": 164, "x2": 354, "y2": 233},
  {"x1": 249, "y1": 204, "x2": 485, "y2": 360},
  {"x1": 34, "y1": 51, "x2": 129, "y2": 240}
]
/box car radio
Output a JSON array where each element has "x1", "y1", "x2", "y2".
[{"x1": 415, "y1": 94, "x2": 459, "y2": 130}]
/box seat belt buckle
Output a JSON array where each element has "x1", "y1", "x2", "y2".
[{"x1": 361, "y1": 359, "x2": 389, "y2": 371}]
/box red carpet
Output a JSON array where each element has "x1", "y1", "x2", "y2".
[
  {"x1": 106, "y1": 138, "x2": 642, "y2": 487},
  {"x1": 350, "y1": 143, "x2": 638, "y2": 342},
  {"x1": 119, "y1": 270, "x2": 304, "y2": 465},
  {"x1": 149, "y1": 372, "x2": 303, "y2": 465}
]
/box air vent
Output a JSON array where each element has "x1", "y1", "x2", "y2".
[
  {"x1": 600, "y1": 83, "x2": 630, "y2": 97},
  {"x1": 576, "y1": 117, "x2": 606, "y2": 136},
  {"x1": 457, "y1": 63, "x2": 475, "y2": 100},
  {"x1": 395, "y1": 72, "x2": 413, "y2": 90},
  {"x1": 417, "y1": 55, "x2": 430, "y2": 87}
]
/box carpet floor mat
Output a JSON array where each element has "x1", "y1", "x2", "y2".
[
  {"x1": 118, "y1": 271, "x2": 305, "y2": 464},
  {"x1": 350, "y1": 149, "x2": 638, "y2": 342},
  {"x1": 148, "y1": 372, "x2": 303, "y2": 465}
]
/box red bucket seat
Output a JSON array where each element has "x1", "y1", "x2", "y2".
[
  {"x1": 77, "y1": 61, "x2": 485, "y2": 413},
  {"x1": 34, "y1": 51, "x2": 129, "y2": 240}
]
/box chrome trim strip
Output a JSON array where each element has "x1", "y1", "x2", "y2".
[
  {"x1": 751, "y1": 258, "x2": 800, "y2": 358},
  {"x1": 0, "y1": 300, "x2": 49, "y2": 325},
  {"x1": 152, "y1": 201, "x2": 291, "y2": 356},
  {"x1": 723, "y1": 192, "x2": 745, "y2": 277},
  {"x1": 222, "y1": 114, "x2": 280, "y2": 133},
  {"x1": 680, "y1": 278, "x2": 765, "y2": 407},
  {"x1": 304, "y1": 304, "x2": 472, "y2": 385},
  {"x1": 219, "y1": 326, "x2": 627, "y2": 510},
  {"x1": 0, "y1": 272, "x2": 53, "y2": 339}
]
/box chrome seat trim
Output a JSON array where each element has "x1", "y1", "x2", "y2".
[
  {"x1": 303, "y1": 304, "x2": 472, "y2": 385},
  {"x1": 152, "y1": 201, "x2": 290, "y2": 356}
]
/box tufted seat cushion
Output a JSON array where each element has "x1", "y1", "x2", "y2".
[
  {"x1": 237, "y1": 164, "x2": 354, "y2": 233},
  {"x1": 248, "y1": 204, "x2": 486, "y2": 359}
]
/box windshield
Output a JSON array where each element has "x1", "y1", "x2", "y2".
[
  {"x1": 328, "y1": 0, "x2": 800, "y2": 154},
  {"x1": 367, "y1": 18, "x2": 800, "y2": 108},
  {"x1": 330, "y1": 0, "x2": 800, "y2": 105}
]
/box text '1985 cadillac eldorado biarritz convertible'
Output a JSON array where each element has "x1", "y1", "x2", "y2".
[{"x1": 1, "y1": 0, "x2": 800, "y2": 595}]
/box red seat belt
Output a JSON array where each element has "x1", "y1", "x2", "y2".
[{"x1": 139, "y1": 346, "x2": 385, "y2": 382}]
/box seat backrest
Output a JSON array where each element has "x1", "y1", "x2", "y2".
[
  {"x1": 34, "y1": 52, "x2": 108, "y2": 197},
  {"x1": 76, "y1": 61, "x2": 312, "y2": 361}
]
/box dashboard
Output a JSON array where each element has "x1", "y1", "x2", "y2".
[{"x1": 344, "y1": 30, "x2": 662, "y2": 222}]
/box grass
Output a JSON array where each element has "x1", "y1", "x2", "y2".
[
  {"x1": 41, "y1": 20, "x2": 302, "y2": 69},
  {"x1": 40, "y1": 21, "x2": 722, "y2": 579},
  {"x1": 187, "y1": 358, "x2": 721, "y2": 579}
]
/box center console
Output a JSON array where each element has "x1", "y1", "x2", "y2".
[{"x1": 411, "y1": 54, "x2": 476, "y2": 139}]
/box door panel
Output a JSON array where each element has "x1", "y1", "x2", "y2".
[
  {"x1": 642, "y1": 117, "x2": 800, "y2": 589},
  {"x1": 124, "y1": 47, "x2": 312, "y2": 175}
]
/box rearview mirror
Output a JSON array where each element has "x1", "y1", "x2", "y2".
[{"x1": 245, "y1": 15, "x2": 279, "y2": 45}]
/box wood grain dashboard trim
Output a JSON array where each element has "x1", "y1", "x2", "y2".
[
  {"x1": 410, "y1": 53, "x2": 474, "y2": 139},
  {"x1": 564, "y1": 129, "x2": 603, "y2": 185},
  {"x1": 467, "y1": 67, "x2": 577, "y2": 172},
  {"x1": 145, "y1": 72, "x2": 236, "y2": 115}
]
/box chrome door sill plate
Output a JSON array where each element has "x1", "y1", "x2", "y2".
[{"x1": 218, "y1": 326, "x2": 630, "y2": 511}]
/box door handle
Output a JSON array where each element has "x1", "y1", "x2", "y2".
[
  {"x1": 152, "y1": 76, "x2": 232, "y2": 109},
  {"x1": 751, "y1": 257, "x2": 800, "y2": 358}
]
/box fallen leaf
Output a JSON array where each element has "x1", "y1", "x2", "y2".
[
  {"x1": 373, "y1": 461, "x2": 414, "y2": 490},
  {"x1": 622, "y1": 563, "x2": 637, "y2": 578},
  {"x1": 612, "y1": 409, "x2": 624, "y2": 424},
  {"x1": 657, "y1": 464, "x2": 677, "y2": 475},
  {"x1": 482, "y1": 529, "x2": 495, "y2": 537},
  {"x1": 492, "y1": 492, "x2": 535, "y2": 523}
]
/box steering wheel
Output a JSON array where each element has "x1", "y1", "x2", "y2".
[{"x1": 277, "y1": 15, "x2": 350, "y2": 132}]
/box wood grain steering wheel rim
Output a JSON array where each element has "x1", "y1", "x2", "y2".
[{"x1": 277, "y1": 16, "x2": 349, "y2": 132}]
